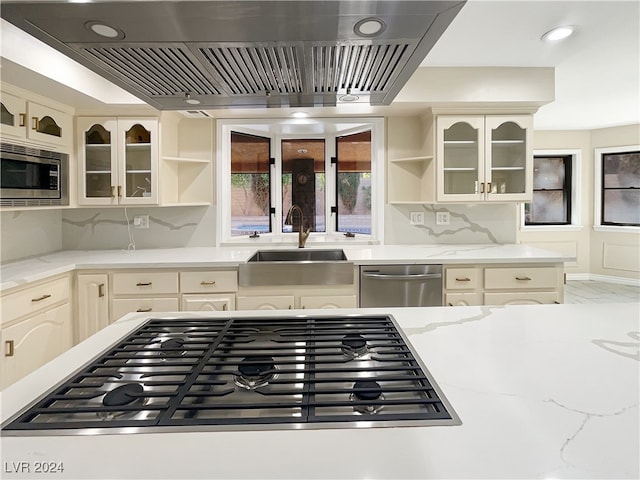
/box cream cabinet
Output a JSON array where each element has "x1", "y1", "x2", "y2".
[
  {"x1": 0, "y1": 89, "x2": 73, "y2": 149},
  {"x1": 160, "y1": 112, "x2": 213, "y2": 206},
  {"x1": 300, "y1": 295, "x2": 358, "y2": 309},
  {"x1": 444, "y1": 264, "x2": 563, "y2": 306},
  {"x1": 388, "y1": 113, "x2": 533, "y2": 205},
  {"x1": 1, "y1": 274, "x2": 73, "y2": 389},
  {"x1": 436, "y1": 115, "x2": 532, "y2": 202},
  {"x1": 183, "y1": 294, "x2": 235, "y2": 311},
  {"x1": 76, "y1": 274, "x2": 109, "y2": 342},
  {"x1": 237, "y1": 295, "x2": 295, "y2": 310},
  {"x1": 179, "y1": 270, "x2": 238, "y2": 311},
  {"x1": 77, "y1": 117, "x2": 159, "y2": 205},
  {"x1": 111, "y1": 271, "x2": 179, "y2": 321}
]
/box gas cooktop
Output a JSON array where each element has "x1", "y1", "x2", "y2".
[{"x1": 2, "y1": 315, "x2": 460, "y2": 435}]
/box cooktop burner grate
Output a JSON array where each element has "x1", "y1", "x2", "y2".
[{"x1": 2, "y1": 315, "x2": 460, "y2": 434}]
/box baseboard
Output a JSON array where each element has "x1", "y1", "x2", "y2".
[{"x1": 566, "y1": 273, "x2": 640, "y2": 287}]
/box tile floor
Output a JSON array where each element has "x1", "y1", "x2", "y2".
[{"x1": 564, "y1": 280, "x2": 640, "y2": 304}]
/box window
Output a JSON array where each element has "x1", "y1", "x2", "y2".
[
  {"x1": 597, "y1": 147, "x2": 640, "y2": 227},
  {"x1": 218, "y1": 118, "x2": 384, "y2": 244},
  {"x1": 524, "y1": 155, "x2": 572, "y2": 225}
]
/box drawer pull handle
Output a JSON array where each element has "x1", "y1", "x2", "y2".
[
  {"x1": 19, "y1": 113, "x2": 26, "y2": 127},
  {"x1": 455, "y1": 277, "x2": 471, "y2": 282},
  {"x1": 515, "y1": 276, "x2": 532, "y2": 281},
  {"x1": 31, "y1": 116, "x2": 39, "y2": 131},
  {"x1": 448, "y1": 303, "x2": 453, "y2": 306},
  {"x1": 222, "y1": 304, "x2": 228, "y2": 311},
  {"x1": 98, "y1": 283, "x2": 105, "y2": 298},
  {"x1": 288, "y1": 305, "x2": 292, "y2": 309},
  {"x1": 136, "y1": 307, "x2": 152, "y2": 312},
  {"x1": 5, "y1": 340, "x2": 14, "y2": 357},
  {"x1": 118, "y1": 185, "x2": 122, "y2": 198},
  {"x1": 200, "y1": 281, "x2": 216, "y2": 286},
  {"x1": 136, "y1": 282, "x2": 152, "y2": 287},
  {"x1": 111, "y1": 186, "x2": 116, "y2": 198},
  {"x1": 31, "y1": 294, "x2": 52, "y2": 302}
]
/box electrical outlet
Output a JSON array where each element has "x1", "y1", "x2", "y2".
[
  {"x1": 436, "y1": 211, "x2": 450, "y2": 225},
  {"x1": 133, "y1": 215, "x2": 149, "y2": 229},
  {"x1": 409, "y1": 211, "x2": 424, "y2": 225}
]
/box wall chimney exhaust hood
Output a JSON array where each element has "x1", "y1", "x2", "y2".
[{"x1": 0, "y1": 1, "x2": 466, "y2": 110}]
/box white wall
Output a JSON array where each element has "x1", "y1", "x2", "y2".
[{"x1": 520, "y1": 124, "x2": 640, "y2": 282}]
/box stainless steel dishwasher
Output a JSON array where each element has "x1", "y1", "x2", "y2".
[{"x1": 359, "y1": 265, "x2": 443, "y2": 307}]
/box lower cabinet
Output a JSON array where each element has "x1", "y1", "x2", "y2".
[
  {"x1": 1, "y1": 303, "x2": 73, "y2": 389},
  {"x1": 182, "y1": 294, "x2": 235, "y2": 311},
  {"x1": 76, "y1": 274, "x2": 109, "y2": 343},
  {"x1": 444, "y1": 264, "x2": 564, "y2": 306},
  {"x1": 300, "y1": 295, "x2": 357, "y2": 309},
  {"x1": 237, "y1": 295, "x2": 295, "y2": 310},
  {"x1": 111, "y1": 298, "x2": 180, "y2": 320}
]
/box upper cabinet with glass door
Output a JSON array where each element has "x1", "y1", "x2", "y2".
[
  {"x1": 0, "y1": 91, "x2": 73, "y2": 149},
  {"x1": 77, "y1": 117, "x2": 158, "y2": 205},
  {"x1": 436, "y1": 115, "x2": 533, "y2": 202}
]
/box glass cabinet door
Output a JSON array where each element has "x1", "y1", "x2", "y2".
[
  {"x1": 78, "y1": 117, "x2": 118, "y2": 205},
  {"x1": 117, "y1": 119, "x2": 158, "y2": 205},
  {"x1": 84, "y1": 123, "x2": 115, "y2": 199},
  {"x1": 0, "y1": 92, "x2": 26, "y2": 137},
  {"x1": 485, "y1": 116, "x2": 532, "y2": 201},
  {"x1": 437, "y1": 116, "x2": 484, "y2": 201}
]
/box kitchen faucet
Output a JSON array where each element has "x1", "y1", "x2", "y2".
[{"x1": 285, "y1": 205, "x2": 311, "y2": 248}]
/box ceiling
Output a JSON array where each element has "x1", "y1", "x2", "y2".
[{"x1": 1, "y1": 0, "x2": 638, "y2": 130}]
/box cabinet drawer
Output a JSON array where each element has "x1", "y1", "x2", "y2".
[
  {"x1": 180, "y1": 271, "x2": 238, "y2": 293},
  {"x1": 484, "y1": 267, "x2": 559, "y2": 290},
  {"x1": 112, "y1": 272, "x2": 179, "y2": 295},
  {"x1": 484, "y1": 291, "x2": 560, "y2": 305},
  {"x1": 445, "y1": 268, "x2": 479, "y2": 290},
  {"x1": 445, "y1": 292, "x2": 482, "y2": 306},
  {"x1": 1, "y1": 275, "x2": 71, "y2": 327},
  {"x1": 237, "y1": 295, "x2": 294, "y2": 311},
  {"x1": 300, "y1": 295, "x2": 357, "y2": 309},
  {"x1": 111, "y1": 298, "x2": 179, "y2": 321},
  {"x1": 182, "y1": 294, "x2": 236, "y2": 311}
]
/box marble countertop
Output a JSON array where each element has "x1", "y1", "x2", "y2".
[
  {"x1": 1, "y1": 303, "x2": 638, "y2": 479},
  {"x1": 0, "y1": 244, "x2": 571, "y2": 291}
]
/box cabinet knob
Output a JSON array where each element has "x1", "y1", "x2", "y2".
[
  {"x1": 515, "y1": 276, "x2": 532, "y2": 281},
  {"x1": 31, "y1": 294, "x2": 52, "y2": 302},
  {"x1": 5, "y1": 340, "x2": 14, "y2": 357},
  {"x1": 222, "y1": 304, "x2": 228, "y2": 311},
  {"x1": 135, "y1": 282, "x2": 152, "y2": 287},
  {"x1": 200, "y1": 281, "x2": 216, "y2": 286}
]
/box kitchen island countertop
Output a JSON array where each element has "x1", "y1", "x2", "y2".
[
  {"x1": 0, "y1": 243, "x2": 571, "y2": 291},
  {"x1": 1, "y1": 303, "x2": 638, "y2": 479}
]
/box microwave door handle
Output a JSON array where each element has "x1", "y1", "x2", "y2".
[{"x1": 362, "y1": 272, "x2": 442, "y2": 281}]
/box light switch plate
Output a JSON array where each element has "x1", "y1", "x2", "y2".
[
  {"x1": 436, "y1": 211, "x2": 450, "y2": 225},
  {"x1": 410, "y1": 211, "x2": 424, "y2": 225}
]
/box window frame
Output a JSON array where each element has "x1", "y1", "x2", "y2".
[
  {"x1": 216, "y1": 117, "x2": 385, "y2": 245},
  {"x1": 521, "y1": 149, "x2": 582, "y2": 231},
  {"x1": 594, "y1": 145, "x2": 640, "y2": 231}
]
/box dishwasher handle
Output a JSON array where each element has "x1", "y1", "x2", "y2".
[{"x1": 362, "y1": 272, "x2": 442, "y2": 281}]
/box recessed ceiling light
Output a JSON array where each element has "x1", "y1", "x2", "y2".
[
  {"x1": 541, "y1": 26, "x2": 575, "y2": 42},
  {"x1": 291, "y1": 111, "x2": 309, "y2": 118},
  {"x1": 354, "y1": 17, "x2": 386, "y2": 38},
  {"x1": 185, "y1": 93, "x2": 201, "y2": 105},
  {"x1": 85, "y1": 21, "x2": 125, "y2": 39}
]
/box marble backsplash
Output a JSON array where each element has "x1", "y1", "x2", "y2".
[
  {"x1": 0, "y1": 209, "x2": 63, "y2": 263},
  {"x1": 384, "y1": 203, "x2": 518, "y2": 244},
  {"x1": 0, "y1": 203, "x2": 516, "y2": 263},
  {"x1": 61, "y1": 206, "x2": 216, "y2": 251}
]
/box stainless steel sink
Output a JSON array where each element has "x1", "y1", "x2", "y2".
[
  {"x1": 239, "y1": 249, "x2": 353, "y2": 286},
  {"x1": 248, "y1": 249, "x2": 347, "y2": 262}
]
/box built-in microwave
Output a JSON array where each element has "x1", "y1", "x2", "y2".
[{"x1": 0, "y1": 143, "x2": 68, "y2": 207}]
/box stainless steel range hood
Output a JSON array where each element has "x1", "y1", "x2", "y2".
[{"x1": 0, "y1": 1, "x2": 466, "y2": 110}]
